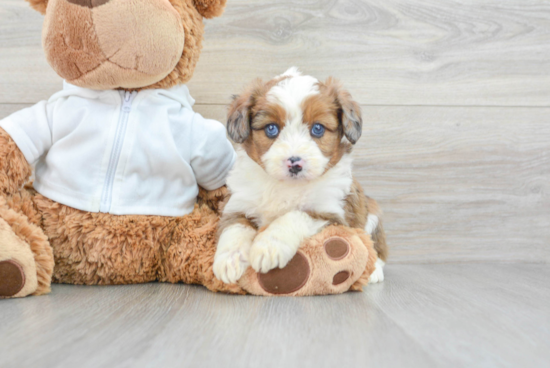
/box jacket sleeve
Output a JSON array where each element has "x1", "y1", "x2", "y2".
[
  {"x1": 0, "y1": 101, "x2": 53, "y2": 165},
  {"x1": 190, "y1": 113, "x2": 236, "y2": 190}
]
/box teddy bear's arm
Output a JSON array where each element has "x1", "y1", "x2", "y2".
[
  {"x1": 0, "y1": 128, "x2": 32, "y2": 196},
  {"x1": 189, "y1": 113, "x2": 236, "y2": 194},
  {"x1": 197, "y1": 185, "x2": 229, "y2": 214}
]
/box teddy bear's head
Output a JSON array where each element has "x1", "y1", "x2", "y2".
[{"x1": 26, "y1": 0, "x2": 226, "y2": 90}]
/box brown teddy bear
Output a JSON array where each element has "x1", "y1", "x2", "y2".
[{"x1": 0, "y1": 0, "x2": 382, "y2": 298}]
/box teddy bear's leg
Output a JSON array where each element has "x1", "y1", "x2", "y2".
[
  {"x1": 238, "y1": 225, "x2": 377, "y2": 296},
  {"x1": 159, "y1": 203, "x2": 245, "y2": 294},
  {"x1": 0, "y1": 191, "x2": 54, "y2": 298}
]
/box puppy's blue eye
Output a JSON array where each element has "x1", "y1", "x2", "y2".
[
  {"x1": 311, "y1": 123, "x2": 325, "y2": 138},
  {"x1": 264, "y1": 123, "x2": 279, "y2": 138}
]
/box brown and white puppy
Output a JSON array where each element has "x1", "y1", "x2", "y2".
[{"x1": 213, "y1": 68, "x2": 387, "y2": 284}]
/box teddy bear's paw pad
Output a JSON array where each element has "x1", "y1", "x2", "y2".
[
  {"x1": 323, "y1": 237, "x2": 353, "y2": 285},
  {"x1": 257, "y1": 251, "x2": 310, "y2": 295},
  {"x1": 333, "y1": 270, "x2": 350, "y2": 285},
  {"x1": 0, "y1": 260, "x2": 25, "y2": 297},
  {"x1": 324, "y1": 237, "x2": 350, "y2": 260}
]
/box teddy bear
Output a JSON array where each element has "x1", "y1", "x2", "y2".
[{"x1": 0, "y1": 0, "x2": 381, "y2": 299}]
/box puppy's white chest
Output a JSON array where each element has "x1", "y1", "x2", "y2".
[
  {"x1": 231, "y1": 184, "x2": 342, "y2": 227},
  {"x1": 225, "y1": 152, "x2": 353, "y2": 227},
  {"x1": 251, "y1": 185, "x2": 321, "y2": 225}
]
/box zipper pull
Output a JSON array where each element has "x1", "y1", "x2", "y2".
[{"x1": 122, "y1": 91, "x2": 133, "y2": 112}]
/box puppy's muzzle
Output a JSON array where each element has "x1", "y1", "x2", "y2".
[{"x1": 287, "y1": 156, "x2": 303, "y2": 175}]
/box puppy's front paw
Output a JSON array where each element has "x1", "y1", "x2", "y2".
[
  {"x1": 249, "y1": 232, "x2": 297, "y2": 273},
  {"x1": 369, "y1": 258, "x2": 385, "y2": 284},
  {"x1": 213, "y1": 250, "x2": 249, "y2": 284}
]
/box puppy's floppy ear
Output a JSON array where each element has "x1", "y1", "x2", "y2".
[
  {"x1": 193, "y1": 0, "x2": 227, "y2": 19},
  {"x1": 227, "y1": 79, "x2": 264, "y2": 143},
  {"x1": 325, "y1": 77, "x2": 363, "y2": 144},
  {"x1": 26, "y1": 0, "x2": 49, "y2": 14},
  {"x1": 227, "y1": 94, "x2": 251, "y2": 144}
]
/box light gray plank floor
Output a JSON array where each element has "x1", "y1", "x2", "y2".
[{"x1": 1, "y1": 263, "x2": 548, "y2": 368}]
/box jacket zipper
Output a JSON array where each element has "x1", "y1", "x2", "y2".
[{"x1": 99, "y1": 91, "x2": 136, "y2": 213}]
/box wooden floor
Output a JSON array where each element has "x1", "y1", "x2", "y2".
[
  {"x1": 1, "y1": 1, "x2": 549, "y2": 367},
  {"x1": 1, "y1": 264, "x2": 549, "y2": 368}
]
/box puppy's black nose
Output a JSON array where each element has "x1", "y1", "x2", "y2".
[
  {"x1": 289, "y1": 165, "x2": 302, "y2": 175},
  {"x1": 287, "y1": 157, "x2": 303, "y2": 175},
  {"x1": 66, "y1": 0, "x2": 111, "y2": 8}
]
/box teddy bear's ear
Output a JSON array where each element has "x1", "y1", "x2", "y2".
[
  {"x1": 193, "y1": 0, "x2": 227, "y2": 19},
  {"x1": 25, "y1": 0, "x2": 49, "y2": 14}
]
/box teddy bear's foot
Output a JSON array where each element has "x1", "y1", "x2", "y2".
[
  {"x1": 238, "y1": 226, "x2": 376, "y2": 296},
  {"x1": 0, "y1": 218, "x2": 38, "y2": 298}
]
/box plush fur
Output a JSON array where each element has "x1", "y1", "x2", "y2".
[{"x1": 0, "y1": 180, "x2": 243, "y2": 295}]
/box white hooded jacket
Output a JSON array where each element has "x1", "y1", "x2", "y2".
[{"x1": 0, "y1": 82, "x2": 236, "y2": 217}]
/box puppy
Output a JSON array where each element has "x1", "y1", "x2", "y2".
[{"x1": 213, "y1": 67, "x2": 387, "y2": 285}]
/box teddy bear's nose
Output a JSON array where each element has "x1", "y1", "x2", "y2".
[{"x1": 66, "y1": 0, "x2": 111, "y2": 8}]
